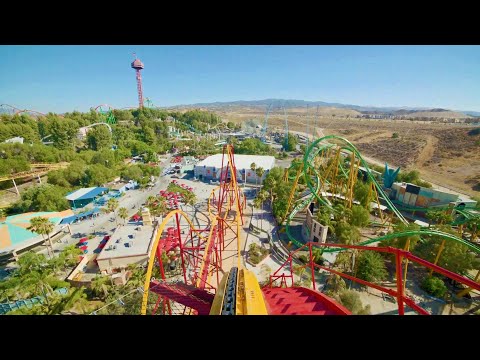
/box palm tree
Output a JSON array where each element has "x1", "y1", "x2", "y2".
[
  {"x1": 16, "y1": 251, "x2": 48, "y2": 276},
  {"x1": 106, "y1": 198, "x2": 119, "y2": 225},
  {"x1": 146, "y1": 196, "x2": 156, "y2": 206},
  {"x1": 118, "y1": 207, "x2": 129, "y2": 225},
  {"x1": 182, "y1": 191, "x2": 197, "y2": 211},
  {"x1": 255, "y1": 167, "x2": 265, "y2": 196},
  {"x1": 52, "y1": 287, "x2": 90, "y2": 315},
  {"x1": 254, "y1": 190, "x2": 268, "y2": 230},
  {"x1": 91, "y1": 275, "x2": 113, "y2": 301},
  {"x1": 60, "y1": 245, "x2": 83, "y2": 272},
  {"x1": 325, "y1": 273, "x2": 347, "y2": 296},
  {"x1": 333, "y1": 202, "x2": 351, "y2": 223},
  {"x1": 28, "y1": 216, "x2": 55, "y2": 258},
  {"x1": 311, "y1": 247, "x2": 324, "y2": 265},
  {"x1": 250, "y1": 162, "x2": 257, "y2": 187},
  {"x1": 316, "y1": 208, "x2": 336, "y2": 236},
  {"x1": 466, "y1": 216, "x2": 480, "y2": 242},
  {"x1": 264, "y1": 176, "x2": 276, "y2": 208},
  {"x1": 126, "y1": 264, "x2": 146, "y2": 289},
  {"x1": 21, "y1": 268, "x2": 58, "y2": 299}
]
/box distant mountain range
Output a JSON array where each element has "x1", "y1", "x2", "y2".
[
  {"x1": 1, "y1": 99, "x2": 479, "y2": 117},
  {"x1": 175, "y1": 99, "x2": 480, "y2": 117}
]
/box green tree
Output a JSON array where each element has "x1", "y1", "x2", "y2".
[
  {"x1": 146, "y1": 196, "x2": 156, "y2": 206},
  {"x1": 15, "y1": 251, "x2": 48, "y2": 276},
  {"x1": 426, "y1": 210, "x2": 453, "y2": 226},
  {"x1": 48, "y1": 117, "x2": 79, "y2": 150},
  {"x1": 349, "y1": 205, "x2": 370, "y2": 228},
  {"x1": 311, "y1": 247, "x2": 324, "y2": 265},
  {"x1": 90, "y1": 275, "x2": 113, "y2": 301},
  {"x1": 353, "y1": 180, "x2": 373, "y2": 208},
  {"x1": 83, "y1": 164, "x2": 113, "y2": 187},
  {"x1": 382, "y1": 222, "x2": 421, "y2": 250},
  {"x1": 255, "y1": 167, "x2": 265, "y2": 195},
  {"x1": 335, "y1": 221, "x2": 360, "y2": 245},
  {"x1": 413, "y1": 226, "x2": 480, "y2": 276},
  {"x1": 316, "y1": 207, "x2": 336, "y2": 235},
  {"x1": 336, "y1": 290, "x2": 371, "y2": 315},
  {"x1": 13, "y1": 184, "x2": 69, "y2": 212},
  {"x1": 355, "y1": 251, "x2": 388, "y2": 283},
  {"x1": 107, "y1": 198, "x2": 119, "y2": 225},
  {"x1": 87, "y1": 125, "x2": 112, "y2": 151},
  {"x1": 283, "y1": 132, "x2": 298, "y2": 152},
  {"x1": 182, "y1": 191, "x2": 197, "y2": 211},
  {"x1": 121, "y1": 165, "x2": 144, "y2": 182},
  {"x1": 333, "y1": 203, "x2": 352, "y2": 222},
  {"x1": 148, "y1": 197, "x2": 168, "y2": 220},
  {"x1": 263, "y1": 176, "x2": 277, "y2": 207},
  {"x1": 421, "y1": 276, "x2": 448, "y2": 298},
  {"x1": 465, "y1": 216, "x2": 480, "y2": 242},
  {"x1": 28, "y1": 216, "x2": 55, "y2": 258},
  {"x1": 118, "y1": 207, "x2": 129, "y2": 224},
  {"x1": 253, "y1": 190, "x2": 268, "y2": 230},
  {"x1": 235, "y1": 138, "x2": 275, "y2": 156},
  {"x1": 91, "y1": 149, "x2": 116, "y2": 168},
  {"x1": 250, "y1": 162, "x2": 257, "y2": 183}
]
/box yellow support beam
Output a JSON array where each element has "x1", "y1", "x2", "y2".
[
  {"x1": 282, "y1": 164, "x2": 303, "y2": 224},
  {"x1": 235, "y1": 269, "x2": 268, "y2": 315},
  {"x1": 209, "y1": 270, "x2": 230, "y2": 315},
  {"x1": 140, "y1": 209, "x2": 210, "y2": 315}
]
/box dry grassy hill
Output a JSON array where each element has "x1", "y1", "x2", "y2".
[{"x1": 214, "y1": 106, "x2": 480, "y2": 197}]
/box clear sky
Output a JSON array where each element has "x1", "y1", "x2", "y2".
[{"x1": 1, "y1": 45, "x2": 480, "y2": 113}]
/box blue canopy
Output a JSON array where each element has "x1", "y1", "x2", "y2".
[
  {"x1": 66, "y1": 187, "x2": 109, "y2": 201},
  {"x1": 77, "y1": 207, "x2": 100, "y2": 218},
  {"x1": 60, "y1": 215, "x2": 78, "y2": 224}
]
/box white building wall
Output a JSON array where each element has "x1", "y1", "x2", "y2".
[
  {"x1": 302, "y1": 204, "x2": 328, "y2": 243},
  {"x1": 98, "y1": 255, "x2": 149, "y2": 275},
  {"x1": 194, "y1": 165, "x2": 270, "y2": 183}
]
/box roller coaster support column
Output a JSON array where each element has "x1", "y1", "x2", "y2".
[
  {"x1": 175, "y1": 212, "x2": 188, "y2": 285},
  {"x1": 12, "y1": 178, "x2": 20, "y2": 196},
  {"x1": 429, "y1": 239, "x2": 446, "y2": 276},
  {"x1": 372, "y1": 182, "x2": 385, "y2": 224},
  {"x1": 155, "y1": 245, "x2": 172, "y2": 315},
  {"x1": 346, "y1": 153, "x2": 356, "y2": 209},
  {"x1": 402, "y1": 239, "x2": 411, "y2": 292},
  {"x1": 282, "y1": 164, "x2": 303, "y2": 224},
  {"x1": 330, "y1": 148, "x2": 342, "y2": 197},
  {"x1": 395, "y1": 251, "x2": 405, "y2": 315}
]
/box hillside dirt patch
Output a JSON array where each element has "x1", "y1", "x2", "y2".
[{"x1": 217, "y1": 107, "x2": 480, "y2": 198}]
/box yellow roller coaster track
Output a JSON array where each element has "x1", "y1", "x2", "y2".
[{"x1": 0, "y1": 163, "x2": 69, "y2": 182}]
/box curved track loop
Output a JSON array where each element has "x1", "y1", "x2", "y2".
[{"x1": 284, "y1": 135, "x2": 480, "y2": 256}]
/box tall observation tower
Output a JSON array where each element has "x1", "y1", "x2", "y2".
[{"x1": 131, "y1": 53, "x2": 145, "y2": 109}]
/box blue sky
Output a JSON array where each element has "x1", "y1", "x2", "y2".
[{"x1": 1, "y1": 45, "x2": 480, "y2": 113}]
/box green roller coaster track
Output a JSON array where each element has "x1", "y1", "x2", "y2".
[{"x1": 282, "y1": 135, "x2": 480, "y2": 262}]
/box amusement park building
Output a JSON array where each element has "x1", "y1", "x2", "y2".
[
  {"x1": 194, "y1": 154, "x2": 275, "y2": 183},
  {"x1": 390, "y1": 182, "x2": 477, "y2": 209},
  {"x1": 65, "y1": 187, "x2": 109, "y2": 209},
  {"x1": 302, "y1": 202, "x2": 329, "y2": 244},
  {"x1": 96, "y1": 222, "x2": 159, "y2": 275}
]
